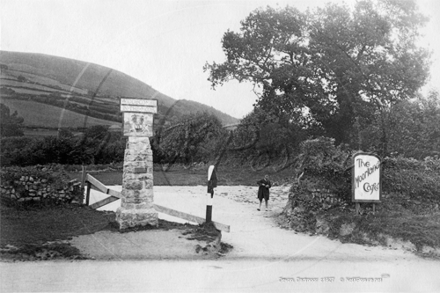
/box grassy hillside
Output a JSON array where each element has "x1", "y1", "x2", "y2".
[
  {"x1": 0, "y1": 51, "x2": 239, "y2": 127},
  {"x1": 0, "y1": 51, "x2": 166, "y2": 102}
]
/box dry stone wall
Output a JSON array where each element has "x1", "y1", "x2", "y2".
[
  {"x1": 0, "y1": 165, "x2": 81, "y2": 205},
  {"x1": 310, "y1": 188, "x2": 344, "y2": 208}
]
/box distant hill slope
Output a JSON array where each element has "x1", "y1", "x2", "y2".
[{"x1": 0, "y1": 51, "x2": 238, "y2": 127}]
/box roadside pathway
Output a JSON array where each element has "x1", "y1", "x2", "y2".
[{"x1": 88, "y1": 185, "x2": 429, "y2": 262}]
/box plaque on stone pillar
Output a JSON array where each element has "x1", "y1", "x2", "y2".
[
  {"x1": 116, "y1": 98, "x2": 158, "y2": 230},
  {"x1": 123, "y1": 113, "x2": 154, "y2": 137}
]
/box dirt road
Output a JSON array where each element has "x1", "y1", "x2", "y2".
[{"x1": 1, "y1": 185, "x2": 440, "y2": 292}]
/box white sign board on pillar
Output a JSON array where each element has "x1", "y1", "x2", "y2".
[
  {"x1": 120, "y1": 98, "x2": 158, "y2": 107},
  {"x1": 352, "y1": 153, "x2": 382, "y2": 202},
  {"x1": 120, "y1": 98, "x2": 157, "y2": 137}
]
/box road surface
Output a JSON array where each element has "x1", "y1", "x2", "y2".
[{"x1": 1, "y1": 185, "x2": 439, "y2": 292}]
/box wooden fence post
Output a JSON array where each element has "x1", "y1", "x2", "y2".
[
  {"x1": 85, "y1": 181, "x2": 91, "y2": 206},
  {"x1": 80, "y1": 165, "x2": 86, "y2": 204},
  {"x1": 206, "y1": 165, "x2": 217, "y2": 223}
]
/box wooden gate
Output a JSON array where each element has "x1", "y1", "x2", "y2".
[{"x1": 84, "y1": 174, "x2": 230, "y2": 232}]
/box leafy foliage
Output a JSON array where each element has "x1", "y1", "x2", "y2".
[
  {"x1": 281, "y1": 137, "x2": 440, "y2": 251},
  {"x1": 289, "y1": 137, "x2": 440, "y2": 203},
  {"x1": 205, "y1": 0, "x2": 430, "y2": 146},
  {"x1": 294, "y1": 137, "x2": 353, "y2": 201},
  {"x1": 361, "y1": 92, "x2": 440, "y2": 158},
  {"x1": 220, "y1": 108, "x2": 308, "y2": 172},
  {"x1": 382, "y1": 155, "x2": 440, "y2": 202},
  {"x1": 0, "y1": 126, "x2": 126, "y2": 167},
  {"x1": 0, "y1": 103, "x2": 24, "y2": 137},
  {"x1": 155, "y1": 112, "x2": 226, "y2": 164}
]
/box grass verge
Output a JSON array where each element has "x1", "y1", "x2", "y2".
[{"x1": 280, "y1": 194, "x2": 440, "y2": 258}]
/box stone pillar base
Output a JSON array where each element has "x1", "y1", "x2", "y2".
[{"x1": 116, "y1": 207, "x2": 158, "y2": 230}]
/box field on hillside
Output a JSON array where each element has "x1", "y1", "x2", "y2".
[
  {"x1": 3, "y1": 71, "x2": 88, "y2": 95},
  {"x1": 1, "y1": 51, "x2": 240, "y2": 126},
  {"x1": 1, "y1": 79, "x2": 64, "y2": 93},
  {"x1": 22, "y1": 129, "x2": 81, "y2": 137},
  {"x1": 0, "y1": 99, "x2": 119, "y2": 128},
  {"x1": 4, "y1": 87, "x2": 53, "y2": 95}
]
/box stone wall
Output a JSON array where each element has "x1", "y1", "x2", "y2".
[
  {"x1": 310, "y1": 188, "x2": 344, "y2": 208},
  {"x1": 279, "y1": 183, "x2": 347, "y2": 233},
  {"x1": 0, "y1": 165, "x2": 81, "y2": 205}
]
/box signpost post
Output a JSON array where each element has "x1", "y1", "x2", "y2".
[
  {"x1": 352, "y1": 152, "x2": 381, "y2": 214},
  {"x1": 206, "y1": 165, "x2": 217, "y2": 223},
  {"x1": 116, "y1": 98, "x2": 158, "y2": 229}
]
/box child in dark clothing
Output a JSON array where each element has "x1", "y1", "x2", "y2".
[{"x1": 257, "y1": 174, "x2": 271, "y2": 211}]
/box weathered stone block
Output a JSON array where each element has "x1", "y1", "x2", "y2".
[
  {"x1": 121, "y1": 203, "x2": 135, "y2": 209},
  {"x1": 145, "y1": 180, "x2": 153, "y2": 189},
  {"x1": 134, "y1": 167, "x2": 148, "y2": 174},
  {"x1": 115, "y1": 208, "x2": 158, "y2": 229},
  {"x1": 121, "y1": 189, "x2": 140, "y2": 198},
  {"x1": 124, "y1": 153, "x2": 152, "y2": 162},
  {"x1": 122, "y1": 172, "x2": 153, "y2": 184},
  {"x1": 123, "y1": 161, "x2": 146, "y2": 170},
  {"x1": 124, "y1": 181, "x2": 143, "y2": 190},
  {"x1": 135, "y1": 203, "x2": 149, "y2": 209}
]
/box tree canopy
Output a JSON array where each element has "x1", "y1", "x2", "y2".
[
  {"x1": 204, "y1": 0, "x2": 430, "y2": 145},
  {"x1": 362, "y1": 91, "x2": 440, "y2": 159}
]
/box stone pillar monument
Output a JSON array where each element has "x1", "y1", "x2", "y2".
[{"x1": 116, "y1": 98, "x2": 158, "y2": 229}]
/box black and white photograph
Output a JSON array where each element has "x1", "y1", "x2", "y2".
[{"x1": 1, "y1": 0, "x2": 440, "y2": 292}]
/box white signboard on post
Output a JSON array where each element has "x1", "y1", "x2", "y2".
[
  {"x1": 352, "y1": 153, "x2": 381, "y2": 202},
  {"x1": 121, "y1": 98, "x2": 157, "y2": 107},
  {"x1": 120, "y1": 98, "x2": 157, "y2": 113},
  {"x1": 120, "y1": 98, "x2": 157, "y2": 137}
]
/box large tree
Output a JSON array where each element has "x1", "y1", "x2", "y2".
[{"x1": 204, "y1": 0, "x2": 430, "y2": 146}]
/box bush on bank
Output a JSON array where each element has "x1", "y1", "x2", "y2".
[
  {"x1": 280, "y1": 137, "x2": 440, "y2": 252},
  {"x1": 0, "y1": 135, "x2": 125, "y2": 167}
]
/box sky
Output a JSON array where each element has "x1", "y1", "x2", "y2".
[{"x1": 1, "y1": 0, "x2": 439, "y2": 119}]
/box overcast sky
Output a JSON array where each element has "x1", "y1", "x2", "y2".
[{"x1": 1, "y1": 0, "x2": 439, "y2": 119}]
